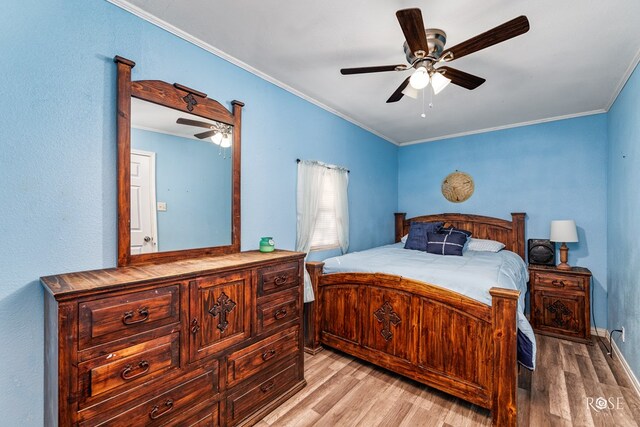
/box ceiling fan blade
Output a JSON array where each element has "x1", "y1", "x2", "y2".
[
  {"x1": 386, "y1": 77, "x2": 411, "y2": 103},
  {"x1": 194, "y1": 130, "x2": 218, "y2": 139},
  {"x1": 340, "y1": 65, "x2": 406, "y2": 75},
  {"x1": 396, "y1": 8, "x2": 429, "y2": 56},
  {"x1": 438, "y1": 67, "x2": 486, "y2": 90},
  {"x1": 176, "y1": 118, "x2": 214, "y2": 129},
  {"x1": 442, "y1": 16, "x2": 530, "y2": 61}
]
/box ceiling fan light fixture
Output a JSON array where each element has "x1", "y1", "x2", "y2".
[
  {"x1": 431, "y1": 71, "x2": 451, "y2": 95},
  {"x1": 409, "y1": 66, "x2": 430, "y2": 90},
  {"x1": 211, "y1": 132, "x2": 223, "y2": 145},
  {"x1": 401, "y1": 84, "x2": 419, "y2": 99},
  {"x1": 220, "y1": 134, "x2": 232, "y2": 148}
]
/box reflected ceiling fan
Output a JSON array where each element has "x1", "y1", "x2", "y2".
[
  {"x1": 340, "y1": 8, "x2": 530, "y2": 103},
  {"x1": 176, "y1": 118, "x2": 233, "y2": 147}
]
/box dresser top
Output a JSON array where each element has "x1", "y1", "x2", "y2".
[
  {"x1": 41, "y1": 250, "x2": 305, "y2": 300},
  {"x1": 528, "y1": 264, "x2": 591, "y2": 276}
]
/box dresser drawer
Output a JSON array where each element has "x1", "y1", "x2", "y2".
[
  {"x1": 257, "y1": 288, "x2": 300, "y2": 334},
  {"x1": 78, "y1": 334, "x2": 179, "y2": 407},
  {"x1": 227, "y1": 326, "x2": 299, "y2": 387},
  {"x1": 258, "y1": 261, "x2": 300, "y2": 296},
  {"x1": 79, "y1": 285, "x2": 180, "y2": 349},
  {"x1": 81, "y1": 365, "x2": 216, "y2": 426},
  {"x1": 226, "y1": 358, "x2": 300, "y2": 425},
  {"x1": 533, "y1": 272, "x2": 584, "y2": 291}
]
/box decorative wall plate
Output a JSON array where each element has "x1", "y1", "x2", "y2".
[{"x1": 441, "y1": 171, "x2": 474, "y2": 203}]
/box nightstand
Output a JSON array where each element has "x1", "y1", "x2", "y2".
[{"x1": 529, "y1": 264, "x2": 591, "y2": 343}]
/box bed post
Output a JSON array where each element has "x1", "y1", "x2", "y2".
[
  {"x1": 304, "y1": 262, "x2": 325, "y2": 354},
  {"x1": 394, "y1": 212, "x2": 407, "y2": 243},
  {"x1": 489, "y1": 287, "x2": 520, "y2": 427},
  {"x1": 510, "y1": 212, "x2": 526, "y2": 260}
]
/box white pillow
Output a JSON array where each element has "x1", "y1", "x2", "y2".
[
  {"x1": 467, "y1": 238, "x2": 505, "y2": 252},
  {"x1": 400, "y1": 234, "x2": 408, "y2": 244}
]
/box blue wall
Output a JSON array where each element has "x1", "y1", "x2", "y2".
[
  {"x1": 607, "y1": 63, "x2": 640, "y2": 378},
  {"x1": 132, "y1": 128, "x2": 232, "y2": 251},
  {"x1": 398, "y1": 115, "x2": 609, "y2": 328},
  {"x1": 0, "y1": 1, "x2": 397, "y2": 424}
]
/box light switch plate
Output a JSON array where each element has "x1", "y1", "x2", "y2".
[{"x1": 157, "y1": 202, "x2": 167, "y2": 212}]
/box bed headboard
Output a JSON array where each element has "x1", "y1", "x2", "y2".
[{"x1": 394, "y1": 212, "x2": 526, "y2": 259}]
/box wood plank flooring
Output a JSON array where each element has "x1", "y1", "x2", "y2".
[{"x1": 259, "y1": 334, "x2": 640, "y2": 426}]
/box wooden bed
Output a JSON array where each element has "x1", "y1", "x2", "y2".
[{"x1": 304, "y1": 212, "x2": 526, "y2": 426}]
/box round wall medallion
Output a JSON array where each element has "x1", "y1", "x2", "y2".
[{"x1": 441, "y1": 171, "x2": 474, "y2": 203}]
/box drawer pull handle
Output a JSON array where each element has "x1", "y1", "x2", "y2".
[
  {"x1": 274, "y1": 309, "x2": 288, "y2": 320},
  {"x1": 260, "y1": 380, "x2": 276, "y2": 393},
  {"x1": 121, "y1": 360, "x2": 150, "y2": 380},
  {"x1": 122, "y1": 307, "x2": 149, "y2": 325},
  {"x1": 274, "y1": 275, "x2": 288, "y2": 286},
  {"x1": 149, "y1": 399, "x2": 174, "y2": 420},
  {"x1": 551, "y1": 280, "x2": 566, "y2": 287},
  {"x1": 262, "y1": 349, "x2": 277, "y2": 361}
]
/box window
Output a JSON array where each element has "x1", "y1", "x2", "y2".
[{"x1": 310, "y1": 183, "x2": 339, "y2": 251}]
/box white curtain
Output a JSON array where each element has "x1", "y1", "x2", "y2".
[{"x1": 296, "y1": 160, "x2": 349, "y2": 302}]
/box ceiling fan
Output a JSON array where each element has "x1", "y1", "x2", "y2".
[
  {"x1": 340, "y1": 8, "x2": 530, "y2": 103},
  {"x1": 176, "y1": 118, "x2": 233, "y2": 147}
]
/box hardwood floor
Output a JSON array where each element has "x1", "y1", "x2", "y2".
[{"x1": 258, "y1": 334, "x2": 640, "y2": 426}]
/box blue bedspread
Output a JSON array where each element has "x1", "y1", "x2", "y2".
[{"x1": 323, "y1": 243, "x2": 536, "y2": 369}]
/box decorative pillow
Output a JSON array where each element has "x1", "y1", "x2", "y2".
[
  {"x1": 467, "y1": 238, "x2": 505, "y2": 252},
  {"x1": 404, "y1": 222, "x2": 444, "y2": 251},
  {"x1": 440, "y1": 226, "x2": 472, "y2": 239},
  {"x1": 400, "y1": 234, "x2": 408, "y2": 244},
  {"x1": 426, "y1": 231, "x2": 467, "y2": 256}
]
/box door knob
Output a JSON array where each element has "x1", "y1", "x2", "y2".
[{"x1": 144, "y1": 236, "x2": 151, "y2": 242}]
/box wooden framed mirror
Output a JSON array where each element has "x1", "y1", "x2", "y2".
[{"x1": 115, "y1": 56, "x2": 242, "y2": 266}]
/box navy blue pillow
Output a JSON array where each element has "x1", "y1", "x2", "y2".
[
  {"x1": 426, "y1": 231, "x2": 467, "y2": 256},
  {"x1": 440, "y1": 226, "x2": 472, "y2": 239},
  {"x1": 404, "y1": 222, "x2": 444, "y2": 251}
]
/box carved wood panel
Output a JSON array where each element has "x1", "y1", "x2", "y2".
[
  {"x1": 190, "y1": 271, "x2": 252, "y2": 361},
  {"x1": 320, "y1": 285, "x2": 360, "y2": 344},
  {"x1": 363, "y1": 287, "x2": 412, "y2": 362},
  {"x1": 418, "y1": 298, "x2": 492, "y2": 391},
  {"x1": 533, "y1": 291, "x2": 584, "y2": 336}
]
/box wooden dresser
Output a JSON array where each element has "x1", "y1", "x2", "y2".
[
  {"x1": 529, "y1": 264, "x2": 591, "y2": 343},
  {"x1": 42, "y1": 250, "x2": 306, "y2": 426}
]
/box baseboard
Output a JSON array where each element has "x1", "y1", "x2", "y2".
[{"x1": 596, "y1": 329, "x2": 640, "y2": 398}]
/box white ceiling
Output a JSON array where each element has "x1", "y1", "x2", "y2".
[{"x1": 112, "y1": 0, "x2": 640, "y2": 145}]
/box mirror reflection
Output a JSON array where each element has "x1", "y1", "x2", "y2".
[{"x1": 130, "y1": 97, "x2": 233, "y2": 254}]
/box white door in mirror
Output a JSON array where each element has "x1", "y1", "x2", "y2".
[{"x1": 131, "y1": 150, "x2": 158, "y2": 254}]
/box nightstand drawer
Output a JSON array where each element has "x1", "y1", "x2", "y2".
[{"x1": 534, "y1": 272, "x2": 584, "y2": 291}]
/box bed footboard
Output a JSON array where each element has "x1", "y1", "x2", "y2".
[{"x1": 304, "y1": 263, "x2": 519, "y2": 426}]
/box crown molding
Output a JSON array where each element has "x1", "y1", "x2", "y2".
[
  {"x1": 606, "y1": 45, "x2": 640, "y2": 111},
  {"x1": 105, "y1": 0, "x2": 399, "y2": 146},
  {"x1": 399, "y1": 109, "x2": 607, "y2": 146}
]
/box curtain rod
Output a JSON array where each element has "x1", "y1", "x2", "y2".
[{"x1": 296, "y1": 158, "x2": 350, "y2": 173}]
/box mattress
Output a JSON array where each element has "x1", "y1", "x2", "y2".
[{"x1": 323, "y1": 243, "x2": 536, "y2": 369}]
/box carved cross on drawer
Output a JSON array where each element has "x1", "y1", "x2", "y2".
[
  {"x1": 547, "y1": 299, "x2": 572, "y2": 327},
  {"x1": 209, "y1": 292, "x2": 237, "y2": 332},
  {"x1": 374, "y1": 301, "x2": 401, "y2": 341}
]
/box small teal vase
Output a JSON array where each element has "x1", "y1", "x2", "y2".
[{"x1": 259, "y1": 237, "x2": 275, "y2": 253}]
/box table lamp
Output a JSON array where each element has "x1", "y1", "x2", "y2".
[{"x1": 550, "y1": 220, "x2": 578, "y2": 270}]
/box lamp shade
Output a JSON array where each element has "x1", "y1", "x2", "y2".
[{"x1": 550, "y1": 220, "x2": 578, "y2": 243}]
